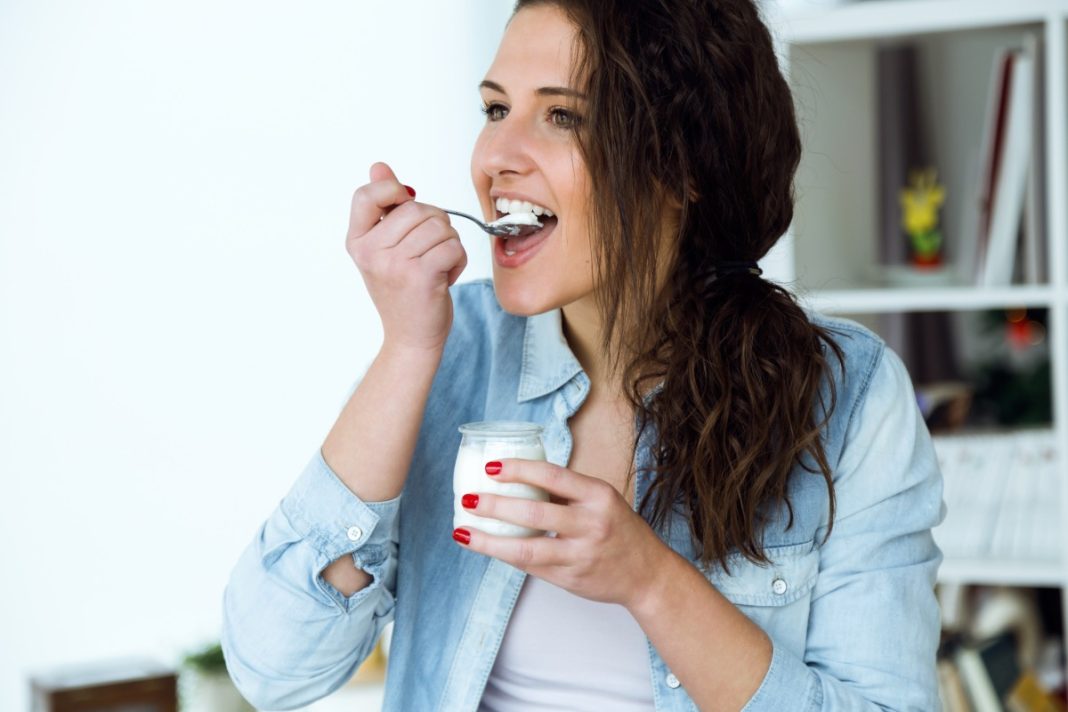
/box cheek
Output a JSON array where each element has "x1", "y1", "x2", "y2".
[
  {"x1": 561, "y1": 221, "x2": 596, "y2": 286},
  {"x1": 556, "y1": 193, "x2": 594, "y2": 268},
  {"x1": 559, "y1": 166, "x2": 593, "y2": 263}
]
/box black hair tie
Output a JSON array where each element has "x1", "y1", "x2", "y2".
[
  {"x1": 701, "y1": 261, "x2": 763, "y2": 289},
  {"x1": 712, "y1": 261, "x2": 762, "y2": 277}
]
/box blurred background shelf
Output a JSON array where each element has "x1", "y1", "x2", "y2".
[
  {"x1": 939, "y1": 558, "x2": 1065, "y2": 587},
  {"x1": 799, "y1": 285, "x2": 1058, "y2": 314},
  {"x1": 769, "y1": 0, "x2": 1068, "y2": 706},
  {"x1": 777, "y1": 0, "x2": 1067, "y2": 44}
]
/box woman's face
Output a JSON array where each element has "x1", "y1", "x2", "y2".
[{"x1": 470, "y1": 5, "x2": 594, "y2": 316}]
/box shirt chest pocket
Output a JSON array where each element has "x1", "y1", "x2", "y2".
[{"x1": 702, "y1": 542, "x2": 820, "y2": 658}]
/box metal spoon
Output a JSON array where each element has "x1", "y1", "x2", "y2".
[{"x1": 443, "y1": 209, "x2": 543, "y2": 237}]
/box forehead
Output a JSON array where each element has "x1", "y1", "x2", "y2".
[{"x1": 486, "y1": 5, "x2": 579, "y2": 87}]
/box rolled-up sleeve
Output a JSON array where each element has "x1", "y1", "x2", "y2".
[
  {"x1": 221, "y1": 449, "x2": 400, "y2": 711},
  {"x1": 743, "y1": 345, "x2": 946, "y2": 711}
]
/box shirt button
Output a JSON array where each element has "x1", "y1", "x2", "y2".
[
  {"x1": 772, "y1": 577, "x2": 788, "y2": 595},
  {"x1": 346, "y1": 526, "x2": 363, "y2": 542},
  {"x1": 665, "y1": 673, "x2": 680, "y2": 689}
]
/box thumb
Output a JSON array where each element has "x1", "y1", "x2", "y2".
[{"x1": 369, "y1": 161, "x2": 399, "y2": 183}]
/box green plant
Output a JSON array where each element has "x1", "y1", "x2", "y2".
[
  {"x1": 182, "y1": 642, "x2": 227, "y2": 675},
  {"x1": 969, "y1": 309, "x2": 1053, "y2": 426}
]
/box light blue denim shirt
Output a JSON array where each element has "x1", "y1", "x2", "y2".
[{"x1": 222, "y1": 279, "x2": 945, "y2": 711}]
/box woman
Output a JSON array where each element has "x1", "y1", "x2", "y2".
[{"x1": 222, "y1": 1, "x2": 945, "y2": 710}]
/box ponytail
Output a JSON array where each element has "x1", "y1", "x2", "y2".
[{"x1": 628, "y1": 270, "x2": 843, "y2": 569}]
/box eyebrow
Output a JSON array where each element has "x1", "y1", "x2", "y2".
[{"x1": 479, "y1": 79, "x2": 586, "y2": 100}]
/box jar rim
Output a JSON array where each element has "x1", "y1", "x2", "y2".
[{"x1": 458, "y1": 420, "x2": 543, "y2": 437}]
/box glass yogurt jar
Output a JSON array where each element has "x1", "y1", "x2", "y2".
[{"x1": 453, "y1": 421, "x2": 549, "y2": 537}]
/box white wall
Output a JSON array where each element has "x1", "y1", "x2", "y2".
[{"x1": 0, "y1": 2, "x2": 512, "y2": 709}]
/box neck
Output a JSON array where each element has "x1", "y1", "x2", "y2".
[{"x1": 561, "y1": 294, "x2": 621, "y2": 401}]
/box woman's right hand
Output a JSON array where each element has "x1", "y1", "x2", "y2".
[{"x1": 346, "y1": 162, "x2": 468, "y2": 354}]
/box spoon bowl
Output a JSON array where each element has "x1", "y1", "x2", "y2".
[{"x1": 443, "y1": 209, "x2": 544, "y2": 237}]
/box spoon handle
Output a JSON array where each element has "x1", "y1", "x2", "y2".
[{"x1": 442, "y1": 209, "x2": 491, "y2": 233}]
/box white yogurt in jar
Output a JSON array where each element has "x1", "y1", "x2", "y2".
[{"x1": 453, "y1": 421, "x2": 549, "y2": 537}]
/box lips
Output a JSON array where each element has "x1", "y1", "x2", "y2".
[{"x1": 493, "y1": 216, "x2": 556, "y2": 268}]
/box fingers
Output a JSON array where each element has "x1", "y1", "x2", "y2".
[
  {"x1": 389, "y1": 209, "x2": 459, "y2": 257},
  {"x1": 455, "y1": 526, "x2": 570, "y2": 568},
  {"x1": 368, "y1": 161, "x2": 398, "y2": 183},
  {"x1": 419, "y1": 233, "x2": 467, "y2": 280},
  {"x1": 360, "y1": 200, "x2": 454, "y2": 252},
  {"x1": 446, "y1": 249, "x2": 469, "y2": 286},
  {"x1": 462, "y1": 492, "x2": 575, "y2": 536},
  {"x1": 489, "y1": 459, "x2": 603, "y2": 503},
  {"x1": 347, "y1": 162, "x2": 414, "y2": 238},
  {"x1": 356, "y1": 202, "x2": 465, "y2": 280}
]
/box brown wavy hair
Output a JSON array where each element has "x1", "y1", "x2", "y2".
[{"x1": 513, "y1": 0, "x2": 845, "y2": 570}]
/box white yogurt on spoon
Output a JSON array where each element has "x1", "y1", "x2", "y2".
[{"x1": 488, "y1": 212, "x2": 543, "y2": 229}]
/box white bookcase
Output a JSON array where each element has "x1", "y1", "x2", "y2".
[{"x1": 764, "y1": 0, "x2": 1068, "y2": 674}]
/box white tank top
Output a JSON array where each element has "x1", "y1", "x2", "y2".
[{"x1": 478, "y1": 575, "x2": 655, "y2": 711}]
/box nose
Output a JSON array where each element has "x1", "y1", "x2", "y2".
[{"x1": 475, "y1": 111, "x2": 538, "y2": 179}]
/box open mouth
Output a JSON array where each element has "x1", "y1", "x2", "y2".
[
  {"x1": 495, "y1": 213, "x2": 559, "y2": 255},
  {"x1": 493, "y1": 197, "x2": 558, "y2": 256}
]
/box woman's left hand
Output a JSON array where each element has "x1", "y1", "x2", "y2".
[{"x1": 452, "y1": 458, "x2": 671, "y2": 610}]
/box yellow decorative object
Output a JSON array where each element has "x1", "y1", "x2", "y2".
[
  {"x1": 349, "y1": 638, "x2": 387, "y2": 684},
  {"x1": 898, "y1": 166, "x2": 945, "y2": 266}
]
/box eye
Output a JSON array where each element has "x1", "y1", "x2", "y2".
[
  {"x1": 548, "y1": 107, "x2": 582, "y2": 130},
  {"x1": 480, "y1": 102, "x2": 508, "y2": 122}
]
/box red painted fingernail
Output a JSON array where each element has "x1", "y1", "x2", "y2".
[
  {"x1": 461, "y1": 493, "x2": 479, "y2": 509},
  {"x1": 403, "y1": 184, "x2": 416, "y2": 197},
  {"x1": 452, "y1": 528, "x2": 471, "y2": 545},
  {"x1": 485, "y1": 461, "x2": 502, "y2": 475}
]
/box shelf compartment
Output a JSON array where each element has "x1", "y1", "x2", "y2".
[
  {"x1": 798, "y1": 285, "x2": 1056, "y2": 313},
  {"x1": 776, "y1": 0, "x2": 1065, "y2": 44},
  {"x1": 933, "y1": 429, "x2": 1061, "y2": 567},
  {"x1": 787, "y1": 22, "x2": 1052, "y2": 294},
  {"x1": 938, "y1": 557, "x2": 1064, "y2": 586}
]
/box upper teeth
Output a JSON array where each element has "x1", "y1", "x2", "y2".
[{"x1": 495, "y1": 197, "x2": 555, "y2": 218}]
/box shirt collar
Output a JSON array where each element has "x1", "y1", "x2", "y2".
[{"x1": 516, "y1": 308, "x2": 585, "y2": 403}]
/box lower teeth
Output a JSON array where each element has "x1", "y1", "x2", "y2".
[{"x1": 504, "y1": 249, "x2": 517, "y2": 256}]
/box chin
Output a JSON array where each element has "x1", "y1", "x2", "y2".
[{"x1": 492, "y1": 273, "x2": 561, "y2": 317}]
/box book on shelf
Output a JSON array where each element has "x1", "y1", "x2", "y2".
[
  {"x1": 973, "y1": 35, "x2": 1046, "y2": 287},
  {"x1": 939, "y1": 655, "x2": 974, "y2": 712},
  {"x1": 938, "y1": 585, "x2": 1067, "y2": 712},
  {"x1": 973, "y1": 46, "x2": 1015, "y2": 283},
  {"x1": 949, "y1": 634, "x2": 1066, "y2": 712},
  {"x1": 956, "y1": 632, "x2": 1021, "y2": 711},
  {"x1": 941, "y1": 641, "x2": 1067, "y2": 712},
  {"x1": 1021, "y1": 33, "x2": 1047, "y2": 285},
  {"x1": 932, "y1": 429, "x2": 1059, "y2": 563}
]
